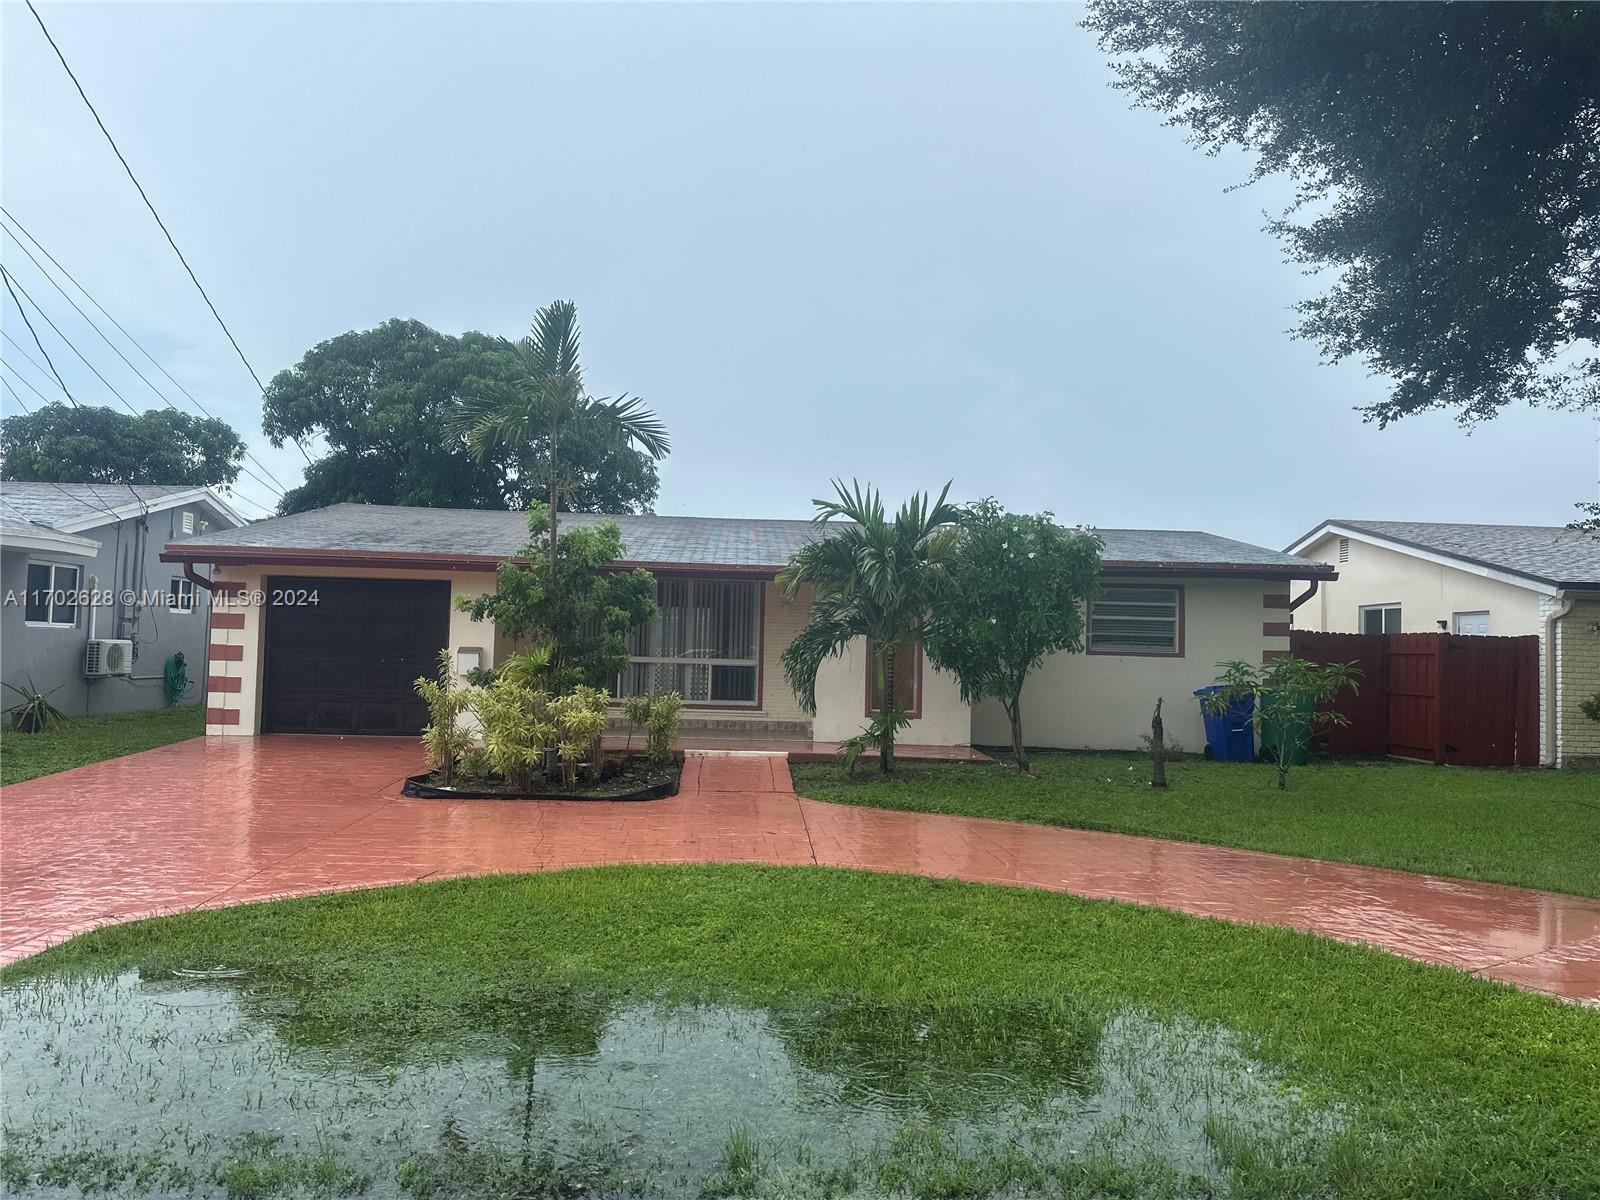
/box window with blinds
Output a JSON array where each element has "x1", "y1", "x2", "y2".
[
  {"x1": 617, "y1": 579, "x2": 761, "y2": 705},
  {"x1": 1087, "y1": 586, "x2": 1182, "y2": 655}
]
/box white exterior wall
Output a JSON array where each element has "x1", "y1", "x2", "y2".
[
  {"x1": 1297, "y1": 532, "x2": 1543, "y2": 635},
  {"x1": 812, "y1": 639, "x2": 971, "y2": 747},
  {"x1": 971, "y1": 577, "x2": 1291, "y2": 752},
  {"x1": 204, "y1": 564, "x2": 498, "y2": 736}
]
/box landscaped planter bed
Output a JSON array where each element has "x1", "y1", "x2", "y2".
[{"x1": 402, "y1": 756, "x2": 680, "y2": 801}]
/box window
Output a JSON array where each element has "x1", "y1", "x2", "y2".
[
  {"x1": 866, "y1": 640, "x2": 922, "y2": 717},
  {"x1": 1360, "y1": 604, "x2": 1401, "y2": 634},
  {"x1": 1337, "y1": 537, "x2": 1349, "y2": 563},
  {"x1": 169, "y1": 576, "x2": 196, "y2": 614},
  {"x1": 1088, "y1": 586, "x2": 1183, "y2": 655},
  {"x1": 1452, "y1": 610, "x2": 1490, "y2": 636},
  {"x1": 23, "y1": 562, "x2": 80, "y2": 627},
  {"x1": 616, "y1": 579, "x2": 760, "y2": 705}
]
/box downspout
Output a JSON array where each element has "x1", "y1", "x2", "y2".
[
  {"x1": 1543, "y1": 589, "x2": 1574, "y2": 767},
  {"x1": 1289, "y1": 579, "x2": 1319, "y2": 612}
]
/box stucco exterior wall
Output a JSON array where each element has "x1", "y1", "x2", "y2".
[
  {"x1": 2, "y1": 501, "x2": 220, "y2": 717},
  {"x1": 1297, "y1": 532, "x2": 1543, "y2": 636},
  {"x1": 812, "y1": 637, "x2": 971, "y2": 746},
  {"x1": 204, "y1": 565, "x2": 498, "y2": 736},
  {"x1": 1556, "y1": 595, "x2": 1600, "y2": 766},
  {"x1": 971, "y1": 577, "x2": 1291, "y2": 752}
]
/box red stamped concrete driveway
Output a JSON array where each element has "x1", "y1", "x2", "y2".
[{"x1": 3, "y1": 736, "x2": 1597, "y2": 1004}]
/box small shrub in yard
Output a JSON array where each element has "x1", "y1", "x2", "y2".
[
  {"x1": 621, "y1": 693, "x2": 652, "y2": 754},
  {"x1": 3, "y1": 678, "x2": 67, "y2": 734},
  {"x1": 1205, "y1": 657, "x2": 1360, "y2": 790},
  {"x1": 646, "y1": 691, "x2": 682, "y2": 765},
  {"x1": 1581, "y1": 693, "x2": 1600, "y2": 723},
  {"x1": 414, "y1": 650, "x2": 472, "y2": 785}
]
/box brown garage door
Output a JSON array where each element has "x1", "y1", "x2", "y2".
[{"x1": 261, "y1": 576, "x2": 450, "y2": 735}]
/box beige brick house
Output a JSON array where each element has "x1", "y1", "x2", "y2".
[
  {"x1": 162, "y1": 504, "x2": 1332, "y2": 756},
  {"x1": 1288, "y1": 519, "x2": 1600, "y2": 766}
]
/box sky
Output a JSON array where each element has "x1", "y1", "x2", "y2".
[{"x1": 1, "y1": 2, "x2": 1592, "y2": 548}]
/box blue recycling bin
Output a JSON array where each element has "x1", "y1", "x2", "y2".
[{"x1": 1193, "y1": 686, "x2": 1255, "y2": 762}]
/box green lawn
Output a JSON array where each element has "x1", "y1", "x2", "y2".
[
  {"x1": 5, "y1": 866, "x2": 1596, "y2": 1199},
  {"x1": 791, "y1": 752, "x2": 1600, "y2": 898},
  {"x1": 0, "y1": 703, "x2": 204, "y2": 786}
]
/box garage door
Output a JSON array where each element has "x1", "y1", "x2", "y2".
[{"x1": 261, "y1": 576, "x2": 450, "y2": 735}]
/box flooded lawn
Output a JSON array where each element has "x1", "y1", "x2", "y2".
[{"x1": 2, "y1": 969, "x2": 1347, "y2": 1198}]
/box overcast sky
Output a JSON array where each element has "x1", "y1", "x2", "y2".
[{"x1": 2, "y1": 2, "x2": 1591, "y2": 547}]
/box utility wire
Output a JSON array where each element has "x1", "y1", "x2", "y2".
[
  {"x1": 23, "y1": 0, "x2": 314, "y2": 466},
  {"x1": 0, "y1": 352, "x2": 67, "y2": 408},
  {"x1": 0, "y1": 375, "x2": 34, "y2": 412},
  {"x1": 0, "y1": 208, "x2": 292, "y2": 495},
  {"x1": 0, "y1": 222, "x2": 287, "y2": 499},
  {"x1": 1, "y1": 265, "x2": 78, "y2": 408},
  {"x1": 0, "y1": 329, "x2": 73, "y2": 401}
]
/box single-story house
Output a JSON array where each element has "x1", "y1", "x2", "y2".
[
  {"x1": 1, "y1": 482, "x2": 245, "y2": 715},
  {"x1": 1287, "y1": 519, "x2": 1600, "y2": 766},
  {"x1": 162, "y1": 502, "x2": 1336, "y2": 753}
]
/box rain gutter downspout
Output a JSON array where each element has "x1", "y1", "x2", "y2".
[
  {"x1": 182, "y1": 562, "x2": 219, "y2": 715},
  {"x1": 1289, "y1": 579, "x2": 1319, "y2": 612},
  {"x1": 1543, "y1": 590, "x2": 1574, "y2": 767}
]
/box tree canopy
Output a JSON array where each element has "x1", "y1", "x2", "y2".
[
  {"x1": 457, "y1": 503, "x2": 658, "y2": 694},
  {"x1": 1084, "y1": 1, "x2": 1600, "y2": 425},
  {"x1": 262, "y1": 318, "x2": 662, "y2": 515},
  {"x1": 0, "y1": 402, "x2": 244, "y2": 487},
  {"x1": 926, "y1": 500, "x2": 1104, "y2": 772}
]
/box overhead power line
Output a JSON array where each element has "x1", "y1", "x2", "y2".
[
  {"x1": 23, "y1": 0, "x2": 314, "y2": 466},
  {"x1": 1, "y1": 264, "x2": 79, "y2": 408},
  {"x1": 0, "y1": 208, "x2": 292, "y2": 494},
  {"x1": 0, "y1": 218, "x2": 288, "y2": 498}
]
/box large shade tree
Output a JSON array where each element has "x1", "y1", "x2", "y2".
[
  {"x1": 1084, "y1": 2, "x2": 1600, "y2": 429},
  {"x1": 780, "y1": 481, "x2": 963, "y2": 773},
  {"x1": 262, "y1": 318, "x2": 662, "y2": 516},
  {"x1": 455, "y1": 301, "x2": 670, "y2": 580},
  {"x1": 1, "y1": 402, "x2": 243, "y2": 487}
]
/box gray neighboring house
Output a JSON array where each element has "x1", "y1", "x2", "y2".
[{"x1": 1, "y1": 482, "x2": 246, "y2": 717}]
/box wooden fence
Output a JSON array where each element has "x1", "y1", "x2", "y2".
[{"x1": 1289, "y1": 630, "x2": 1539, "y2": 766}]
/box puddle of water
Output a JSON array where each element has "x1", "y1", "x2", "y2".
[{"x1": 1, "y1": 971, "x2": 1348, "y2": 1198}]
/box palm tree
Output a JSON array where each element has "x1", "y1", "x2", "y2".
[
  {"x1": 456, "y1": 300, "x2": 670, "y2": 578},
  {"x1": 780, "y1": 481, "x2": 963, "y2": 773}
]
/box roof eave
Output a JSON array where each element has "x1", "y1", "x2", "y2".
[
  {"x1": 1100, "y1": 560, "x2": 1337, "y2": 580},
  {"x1": 159, "y1": 544, "x2": 785, "y2": 577}
]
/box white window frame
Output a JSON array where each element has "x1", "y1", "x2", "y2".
[
  {"x1": 617, "y1": 578, "x2": 762, "y2": 707},
  {"x1": 23, "y1": 560, "x2": 82, "y2": 629},
  {"x1": 1087, "y1": 585, "x2": 1183, "y2": 657},
  {"x1": 1359, "y1": 603, "x2": 1402, "y2": 635},
  {"x1": 1452, "y1": 610, "x2": 1490, "y2": 636},
  {"x1": 169, "y1": 575, "x2": 196, "y2": 614}
]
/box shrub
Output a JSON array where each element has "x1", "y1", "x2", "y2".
[
  {"x1": 1581, "y1": 693, "x2": 1600, "y2": 724},
  {"x1": 413, "y1": 650, "x2": 473, "y2": 785},
  {"x1": 646, "y1": 692, "x2": 682, "y2": 766},
  {"x1": 621, "y1": 694, "x2": 652, "y2": 754},
  {"x1": 552, "y1": 687, "x2": 609, "y2": 784},
  {"x1": 471, "y1": 677, "x2": 553, "y2": 793}
]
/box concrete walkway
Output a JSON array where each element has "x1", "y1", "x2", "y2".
[{"x1": 2, "y1": 737, "x2": 1596, "y2": 1003}]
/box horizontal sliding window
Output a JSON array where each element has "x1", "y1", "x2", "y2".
[
  {"x1": 617, "y1": 579, "x2": 760, "y2": 705},
  {"x1": 1088, "y1": 586, "x2": 1182, "y2": 656}
]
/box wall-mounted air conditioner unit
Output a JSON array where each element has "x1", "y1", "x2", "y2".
[{"x1": 86, "y1": 639, "x2": 133, "y2": 678}]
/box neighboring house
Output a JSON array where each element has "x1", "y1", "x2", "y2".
[
  {"x1": 1, "y1": 482, "x2": 246, "y2": 716},
  {"x1": 1287, "y1": 519, "x2": 1600, "y2": 766},
  {"x1": 161, "y1": 502, "x2": 1333, "y2": 753}
]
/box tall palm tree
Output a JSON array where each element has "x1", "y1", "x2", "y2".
[
  {"x1": 456, "y1": 300, "x2": 670, "y2": 578},
  {"x1": 780, "y1": 481, "x2": 963, "y2": 773}
]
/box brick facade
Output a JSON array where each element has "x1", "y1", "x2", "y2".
[{"x1": 1557, "y1": 596, "x2": 1600, "y2": 766}]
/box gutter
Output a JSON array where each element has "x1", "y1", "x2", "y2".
[
  {"x1": 1543, "y1": 590, "x2": 1574, "y2": 766},
  {"x1": 1289, "y1": 578, "x2": 1319, "y2": 612}
]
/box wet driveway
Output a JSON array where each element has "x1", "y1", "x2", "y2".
[{"x1": 2, "y1": 736, "x2": 1596, "y2": 1003}]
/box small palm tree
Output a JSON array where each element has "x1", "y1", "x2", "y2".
[
  {"x1": 456, "y1": 300, "x2": 670, "y2": 578},
  {"x1": 780, "y1": 481, "x2": 962, "y2": 773}
]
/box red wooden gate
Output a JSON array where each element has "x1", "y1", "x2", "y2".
[{"x1": 1289, "y1": 631, "x2": 1538, "y2": 766}]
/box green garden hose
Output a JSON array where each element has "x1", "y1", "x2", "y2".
[{"x1": 163, "y1": 652, "x2": 189, "y2": 705}]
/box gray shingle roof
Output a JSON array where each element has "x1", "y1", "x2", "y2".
[
  {"x1": 0, "y1": 482, "x2": 191, "y2": 529},
  {"x1": 1302, "y1": 519, "x2": 1600, "y2": 588},
  {"x1": 166, "y1": 502, "x2": 1330, "y2": 575}
]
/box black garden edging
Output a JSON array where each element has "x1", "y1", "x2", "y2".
[{"x1": 401, "y1": 765, "x2": 680, "y2": 803}]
